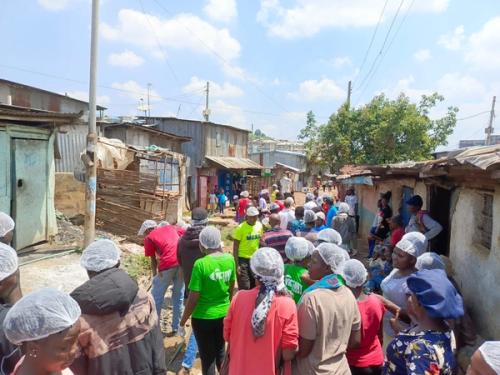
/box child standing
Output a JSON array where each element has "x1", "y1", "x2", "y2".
[
  {"x1": 283, "y1": 237, "x2": 315, "y2": 303},
  {"x1": 218, "y1": 188, "x2": 227, "y2": 215},
  {"x1": 208, "y1": 189, "x2": 217, "y2": 215}
]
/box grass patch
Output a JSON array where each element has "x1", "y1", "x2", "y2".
[{"x1": 122, "y1": 253, "x2": 151, "y2": 281}]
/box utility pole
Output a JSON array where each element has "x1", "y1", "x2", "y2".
[
  {"x1": 486, "y1": 96, "x2": 496, "y2": 146},
  {"x1": 203, "y1": 81, "x2": 210, "y2": 122},
  {"x1": 346, "y1": 80, "x2": 352, "y2": 109},
  {"x1": 83, "y1": 0, "x2": 100, "y2": 247},
  {"x1": 147, "y1": 83, "x2": 152, "y2": 120}
]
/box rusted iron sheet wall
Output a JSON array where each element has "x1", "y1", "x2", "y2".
[{"x1": 96, "y1": 168, "x2": 179, "y2": 243}]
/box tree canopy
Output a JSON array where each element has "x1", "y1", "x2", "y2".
[{"x1": 299, "y1": 93, "x2": 458, "y2": 171}]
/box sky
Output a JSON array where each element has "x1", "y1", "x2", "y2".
[{"x1": 1, "y1": 0, "x2": 500, "y2": 150}]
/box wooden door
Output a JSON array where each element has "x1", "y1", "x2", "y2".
[
  {"x1": 198, "y1": 176, "x2": 208, "y2": 208},
  {"x1": 13, "y1": 138, "x2": 49, "y2": 249}
]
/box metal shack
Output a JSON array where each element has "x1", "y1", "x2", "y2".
[{"x1": 0, "y1": 105, "x2": 81, "y2": 249}]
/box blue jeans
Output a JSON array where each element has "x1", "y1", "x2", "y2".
[
  {"x1": 368, "y1": 226, "x2": 377, "y2": 258},
  {"x1": 151, "y1": 266, "x2": 185, "y2": 332},
  {"x1": 181, "y1": 332, "x2": 199, "y2": 369}
]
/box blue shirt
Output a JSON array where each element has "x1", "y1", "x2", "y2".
[
  {"x1": 311, "y1": 225, "x2": 327, "y2": 233},
  {"x1": 326, "y1": 206, "x2": 338, "y2": 227},
  {"x1": 384, "y1": 329, "x2": 455, "y2": 375},
  {"x1": 218, "y1": 194, "x2": 227, "y2": 204},
  {"x1": 287, "y1": 219, "x2": 305, "y2": 235}
]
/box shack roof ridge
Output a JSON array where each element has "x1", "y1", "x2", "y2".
[
  {"x1": 141, "y1": 116, "x2": 251, "y2": 133},
  {"x1": 101, "y1": 122, "x2": 192, "y2": 142}
]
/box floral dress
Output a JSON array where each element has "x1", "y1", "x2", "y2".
[{"x1": 384, "y1": 329, "x2": 455, "y2": 375}]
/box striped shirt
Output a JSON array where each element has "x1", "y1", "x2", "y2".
[{"x1": 260, "y1": 227, "x2": 293, "y2": 261}]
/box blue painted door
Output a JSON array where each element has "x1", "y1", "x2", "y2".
[
  {"x1": 401, "y1": 186, "x2": 414, "y2": 227},
  {"x1": 13, "y1": 139, "x2": 48, "y2": 249}
]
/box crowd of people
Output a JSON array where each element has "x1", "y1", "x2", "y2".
[{"x1": 0, "y1": 181, "x2": 499, "y2": 375}]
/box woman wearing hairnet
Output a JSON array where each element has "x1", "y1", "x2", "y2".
[
  {"x1": 380, "y1": 232, "x2": 427, "y2": 345},
  {"x1": 3, "y1": 288, "x2": 81, "y2": 375},
  {"x1": 343, "y1": 260, "x2": 399, "y2": 375},
  {"x1": 0, "y1": 212, "x2": 15, "y2": 246},
  {"x1": 223, "y1": 247, "x2": 298, "y2": 375},
  {"x1": 179, "y1": 226, "x2": 236, "y2": 375},
  {"x1": 294, "y1": 243, "x2": 361, "y2": 374},
  {"x1": 283, "y1": 237, "x2": 315, "y2": 303},
  {"x1": 384, "y1": 269, "x2": 464, "y2": 374}
]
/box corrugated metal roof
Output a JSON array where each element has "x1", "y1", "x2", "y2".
[
  {"x1": 103, "y1": 123, "x2": 192, "y2": 142},
  {"x1": 205, "y1": 156, "x2": 263, "y2": 170},
  {"x1": 274, "y1": 162, "x2": 301, "y2": 173},
  {"x1": 0, "y1": 105, "x2": 82, "y2": 123},
  {"x1": 453, "y1": 144, "x2": 500, "y2": 170}
]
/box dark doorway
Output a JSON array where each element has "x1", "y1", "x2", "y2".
[
  {"x1": 400, "y1": 186, "x2": 414, "y2": 227},
  {"x1": 429, "y1": 186, "x2": 452, "y2": 256}
]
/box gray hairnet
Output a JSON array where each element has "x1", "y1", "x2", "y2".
[
  {"x1": 315, "y1": 243, "x2": 347, "y2": 274},
  {"x1": 317, "y1": 228, "x2": 342, "y2": 245},
  {"x1": 285, "y1": 237, "x2": 310, "y2": 261},
  {"x1": 304, "y1": 210, "x2": 316, "y2": 224},
  {"x1": 342, "y1": 259, "x2": 368, "y2": 288},
  {"x1": 0, "y1": 212, "x2": 15, "y2": 237},
  {"x1": 416, "y1": 252, "x2": 445, "y2": 271},
  {"x1": 396, "y1": 232, "x2": 428, "y2": 258},
  {"x1": 80, "y1": 239, "x2": 121, "y2": 272},
  {"x1": 479, "y1": 341, "x2": 500, "y2": 374},
  {"x1": 306, "y1": 192, "x2": 315, "y2": 201},
  {"x1": 250, "y1": 247, "x2": 284, "y2": 282},
  {"x1": 4, "y1": 288, "x2": 81, "y2": 345},
  {"x1": 0, "y1": 243, "x2": 18, "y2": 282},
  {"x1": 199, "y1": 226, "x2": 222, "y2": 249},
  {"x1": 138, "y1": 220, "x2": 157, "y2": 235}
]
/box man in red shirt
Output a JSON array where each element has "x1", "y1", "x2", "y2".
[
  {"x1": 238, "y1": 191, "x2": 250, "y2": 222},
  {"x1": 138, "y1": 220, "x2": 186, "y2": 334}
]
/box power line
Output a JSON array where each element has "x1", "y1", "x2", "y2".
[
  {"x1": 354, "y1": 0, "x2": 406, "y2": 95},
  {"x1": 456, "y1": 110, "x2": 490, "y2": 122},
  {"x1": 355, "y1": 0, "x2": 389, "y2": 82},
  {"x1": 149, "y1": 0, "x2": 290, "y2": 113}
]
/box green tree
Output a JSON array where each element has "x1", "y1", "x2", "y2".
[{"x1": 300, "y1": 93, "x2": 458, "y2": 171}]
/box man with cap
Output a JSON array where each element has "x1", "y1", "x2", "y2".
[
  {"x1": 304, "y1": 192, "x2": 318, "y2": 211},
  {"x1": 232, "y1": 207, "x2": 264, "y2": 290},
  {"x1": 312, "y1": 211, "x2": 327, "y2": 232},
  {"x1": 0, "y1": 243, "x2": 22, "y2": 373},
  {"x1": 468, "y1": 342, "x2": 500, "y2": 375},
  {"x1": 260, "y1": 213, "x2": 293, "y2": 261},
  {"x1": 405, "y1": 194, "x2": 443, "y2": 242},
  {"x1": 70, "y1": 239, "x2": 166, "y2": 374},
  {"x1": 176, "y1": 208, "x2": 208, "y2": 375},
  {"x1": 298, "y1": 209, "x2": 316, "y2": 237},
  {"x1": 138, "y1": 219, "x2": 186, "y2": 334},
  {"x1": 237, "y1": 191, "x2": 250, "y2": 223},
  {"x1": 287, "y1": 206, "x2": 306, "y2": 235},
  {"x1": 384, "y1": 269, "x2": 464, "y2": 375},
  {"x1": 0, "y1": 212, "x2": 15, "y2": 245}
]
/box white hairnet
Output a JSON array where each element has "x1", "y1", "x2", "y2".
[
  {"x1": 396, "y1": 232, "x2": 428, "y2": 258},
  {"x1": 315, "y1": 212, "x2": 325, "y2": 221},
  {"x1": 306, "y1": 192, "x2": 315, "y2": 201},
  {"x1": 317, "y1": 228, "x2": 342, "y2": 245},
  {"x1": 80, "y1": 239, "x2": 121, "y2": 272},
  {"x1": 304, "y1": 210, "x2": 316, "y2": 223},
  {"x1": 416, "y1": 252, "x2": 445, "y2": 271},
  {"x1": 4, "y1": 288, "x2": 81, "y2": 345},
  {"x1": 158, "y1": 220, "x2": 169, "y2": 227},
  {"x1": 340, "y1": 248, "x2": 350, "y2": 262},
  {"x1": 199, "y1": 226, "x2": 222, "y2": 249},
  {"x1": 138, "y1": 220, "x2": 157, "y2": 235},
  {"x1": 285, "y1": 197, "x2": 294, "y2": 205},
  {"x1": 337, "y1": 202, "x2": 350, "y2": 214},
  {"x1": 246, "y1": 207, "x2": 259, "y2": 216},
  {"x1": 0, "y1": 212, "x2": 15, "y2": 237},
  {"x1": 479, "y1": 342, "x2": 500, "y2": 373},
  {"x1": 342, "y1": 259, "x2": 368, "y2": 288},
  {"x1": 315, "y1": 243, "x2": 346, "y2": 274},
  {"x1": 0, "y1": 243, "x2": 18, "y2": 282},
  {"x1": 240, "y1": 191, "x2": 249, "y2": 198},
  {"x1": 250, "y1": 247, "x2": 284, "y2": 282},
  {"x1": 306, "y1": 240, "x2": 315, "y2": 255},
  {"x1": 285, "y1": 237, "x2": 310, "y2": 261}
]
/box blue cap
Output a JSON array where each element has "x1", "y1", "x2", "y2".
[
  {"x1": 406, "y1": 195, "x2": 423, "y2": 207},
  {"x1": 407, "y1": 269, "x2": 464, "y2": 319}
]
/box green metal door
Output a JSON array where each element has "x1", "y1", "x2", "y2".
[
  {"x1": 13, "y1": 138, "x2": 49, "y2": 249},
  {"x1": 0, "y1": 132, "x2": 10, "y2": 214}
]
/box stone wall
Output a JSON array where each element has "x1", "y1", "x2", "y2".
[{"x1": 55, "y1": 173, "x2": 85, "y2": 218}]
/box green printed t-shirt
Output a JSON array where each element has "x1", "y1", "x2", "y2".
[
  {"x1": 232, "y1": 221, "x2": 264, "y2": 259},
  {"x1": 284, "y1": 264, "x2": 309, "y2": 304},
  {"x1": 189, "y1": 253, "x2": 236, "y2": 319}
]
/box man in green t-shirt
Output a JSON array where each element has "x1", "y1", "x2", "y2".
[{"x1": 232, "y1": 206, "x2": 263, "y2": 290}]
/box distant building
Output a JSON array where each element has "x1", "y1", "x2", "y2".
[
  {"x1": 249, "y1": 138, "x2": 305, "y2": 153},
  {"x1": 459, "y1": 135, "x2": 500, "y2": 148}
]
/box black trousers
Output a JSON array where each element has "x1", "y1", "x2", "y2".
[
  {"x1": 237, "y1": 258, "x2": 255, "y2": 290},
  {"x1": 350, "y1": 365, "x2": 383, "y2": 375},
  {"x1": 191, "y1": 317, "x2": 225, "y2": 375}
]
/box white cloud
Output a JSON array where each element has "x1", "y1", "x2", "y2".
[
  {"x1": 37, "y1": 0, "x2": 70, "y2": 11},
  {"x1": 331, "y1": 56, "x2": 352, "y2": 69},
  {"x1": 413, "y1": 49, "x2": 431, "y2": 62},
  {"x1": 257, "y1": 0, "x2": 449, "y2": 39},
  {"x1": 101, "y1": 9, "x2": 241, "y2": 62},
  {"x1": 108, "y1": 50, "x2": 145, "y2": 68},
  {"x1": 212, "y1": 99, "x2": 248, "y2": 129},
  {"x1": 437, "y1": 73, "x2": 485, "y2": 101},
  {"x1": 438, "y1": 25, "x2": 465, "y2": 50},
  {"x1": 182, "y1": 76, "x2": 244, "y2": 99},
  {"x1": 64, "y1": 91, "x2": 111, "y2": 107},
  {"x1": 465, "y1": 17, "x2": 500, "y2": 70},
  {"x1": 289, "y1": 78, "x2": 346, "y2": 102},
  {"x1": 381, "y1": 75, "x2": 432, "y2": 102},
  {"x1": 111, "y1": 81, "x2": 161, "y2": 103},
  {"x1": 204, "y1": 0, "x2": 237, "y2": 23}
]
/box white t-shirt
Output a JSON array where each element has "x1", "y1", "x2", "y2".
[
  {"x1": 304, "y1": 201, "x2": 318, "y2": 211},
  {"x1": 345, "y1": 195, "x2": 358, "y2": 216},
  {"x1": 259, "y1": 197, "x2": 268, "y2": 210},
  {"x1": 280, "y1": 177, "x2": 292, "y2": 193},
  {"x1": 279, "y1": 208, "x2": 295, "y2": 230}
]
